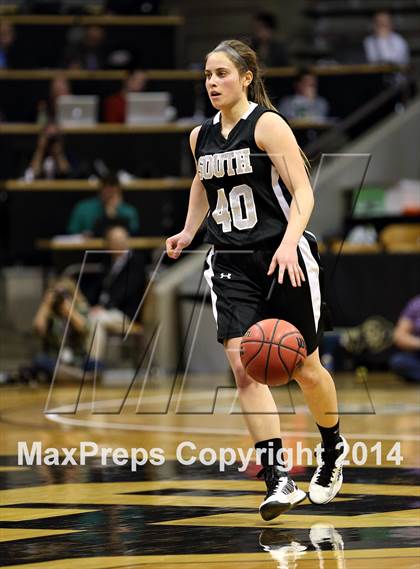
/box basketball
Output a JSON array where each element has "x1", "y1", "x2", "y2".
[{"x1": 240, "y1": 319, "x2": 307, "y2": 386}]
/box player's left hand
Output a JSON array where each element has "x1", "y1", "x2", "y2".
[{"x1": 267, "y1": 242, "x2": 306, "y2": 287}]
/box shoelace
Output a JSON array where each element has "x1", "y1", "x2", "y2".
[
  {"x1": 315, "y1": 449, "x2": 340, "y2": 487},
  {"x1": 257, "y1": 466, "x2": 294, "y2": 497}
]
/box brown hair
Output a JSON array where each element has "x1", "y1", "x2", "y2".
[
  {"x1": 206, "y1": 39, "x2": 310, "y2": 170},
  {"x1": 207, "y1": 39, "x2": 276, "y2": 111}
]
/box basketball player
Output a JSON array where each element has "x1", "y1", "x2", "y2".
[{"x1": 166, "y1": 40, "x2": 348, "y2": 521}]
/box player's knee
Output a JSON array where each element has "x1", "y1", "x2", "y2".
[
  {"x1": 231, "y1": 362, "x2": 255, "y2": 389},
  {"x1": 294, "y1": 362, "x2": 321, "y2": 389}
]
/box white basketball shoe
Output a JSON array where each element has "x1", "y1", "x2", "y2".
[
  {"x1": 258, "y1": 466, "x2": 307, "y2": 521},
  {"x1": 309, "y1": 436, "x2": 349, "y2": 505}
]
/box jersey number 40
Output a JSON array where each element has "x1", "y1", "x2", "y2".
[{"x1": 212, "y1": 184, "x2": 257, "y2": 232}]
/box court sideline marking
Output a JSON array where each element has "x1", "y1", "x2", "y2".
[{"x1": 45, "y1": 393, "x2": 420, "y2": 441}]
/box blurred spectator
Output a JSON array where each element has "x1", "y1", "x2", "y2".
[
  {"x1": 105, "y1": 0, "x2": 160, "y2": 15},
  {"x1": 278, "y1": 70, "x2": 330, "y2": 122},
  {"x1": 250, "y1": 12, "x2": 288, "y2": 67},
  {"x1": 389, "y1": 295, "x2": 420, "y2": 382},
  {"x1": 104, "y1": 70, "x2": 147, "y2": 123},
  {"x1": 36, "y1": 75, "x2": 72, "y2": 125},
  {"x1": 0, "y1": 21, "x2": 27, "y2": 68},
  {"x1": 17, "y1": 276, "x2": 91, "y2": 383},
  {"x1": 86, "y1": 224, "x2": 146, "y2": 363},
  {"x1": 63, "y1": 25, "x2": 107, "y2": 70},
  {"x1": 364, "y1": 11, "x2": 410, "y2": 66},
  {"x1": 67, "y1": 174, "x2": 140, "y2": 236},
  {"x1": 24, "y1": 124, "x2": 73, "y2": 180}
]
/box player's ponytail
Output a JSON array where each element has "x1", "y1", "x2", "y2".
[
  {"x1": 207, "y1": 39, "x2": 310, "y2": 172},
  {"x1": 248, "y1": 68, "x2": 277, "y2": 113}
]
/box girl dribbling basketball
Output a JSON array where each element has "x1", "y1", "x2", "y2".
[{"x1": 166, "y1": 39, "x2": 348, "y2": 521}]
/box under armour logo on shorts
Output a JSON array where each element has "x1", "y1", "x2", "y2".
[{"x1": 220, "y1": 273, "x2": 232, "y2": 279}]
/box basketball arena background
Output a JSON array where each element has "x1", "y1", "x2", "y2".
[{"x1": 0, "y1": 1, "x2": 419, "y2": 568}]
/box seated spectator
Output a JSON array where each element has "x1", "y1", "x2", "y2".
[
  {"x1": 364, "y1": 11, "x2": 410, "y2": 66},
  {"x1": 278, "y1": 70, "x2": 330, "y2": 122},
  {"x1": 24, "y1": 123, "x2": 73, "y2": 180},
  {"x1": 62, "y1": 25, "x2": 107, "y2": 70},
  {"x1": 85, "y1": 224, "x2": 146, "y2": 363},
  {"x1": 17, "y1": 277, "x2": 91, "y2": 383},
  {"x1": 36, "y1": 74, "x2": 72, "y2": 125},
  {"x1": 104, "y1": 70, "x2": 148, "y2": 123},
  {"x1": 250, "y1": 12, "x2": 288, "y2": 68},
  {"x1": 67, "y1": 174, "x2": 140, "y2": 236},
  {"x1": 389, "y1": 295, "x2": 420, "y2": 382}
]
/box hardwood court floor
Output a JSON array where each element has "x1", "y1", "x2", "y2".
[{"x1": 0, "y1": 373, "x2": 419, "y2": 568}]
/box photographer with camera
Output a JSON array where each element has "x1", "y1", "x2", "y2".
[
  {"x1": 24, "y1": 277, "x2": 90, "y2": 382},
  {"x1": 24, "y1": 123, "x2": 72, "y2": 181}
]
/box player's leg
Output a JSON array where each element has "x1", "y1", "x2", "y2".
[
  {"x1": 224, "y1": 336, "x2": 306, "y2": 520},
  {"x1": 224, "y1": 337, "x2": 280, "y2": 440},
  {"x1": 205, "y1": 247, "x2": 306, "y2": 519},
  {"x1": 294, "y1": 348, "x2": 338, "y2": 427},
  {"x1": 294, "y1": 234, "x2": 348, "y2": 504},
  {"x1": 268, "y1": 232, "x2": 348, "y2": 505},
  {"x1": 294, "y1": 347, "x2": 349, "y2": 505}
]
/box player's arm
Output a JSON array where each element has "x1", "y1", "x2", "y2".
[
  {"x1": 33, "y1": 289, "x2": 54, "y2": 337},
  {"x1": 166, "y1": 126, "x2": 210, "y2": 259},
  {"x1": 394, "y1": 317, "x2": 420, "y2": 351},
  {"x1": 255, "y1": 112, "x2": 315, "y2": 287}
]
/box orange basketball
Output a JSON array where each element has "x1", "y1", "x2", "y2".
[{"x1": 240, "y1": 319, "x2": 307, "y2": 386}]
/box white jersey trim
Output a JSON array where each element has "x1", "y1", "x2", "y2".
[
  {"x1": 271, "y1": 165, "x2": 290, "y2": 221},
  {"x1": 242, "y1": 101, "x2": 258, "y2": 119},
  {"x1": 203, "y1": 246, "x2": 219, "y2": 325},
  {"x1": 212, "y1": 101, "x2": 258, "y2": 125},
  {"x1": 298, "y1": 235, "x2": 321, "y2": 332},
  {"x1": 304, "y1": 230, "x2": 317, "y2": 241}
]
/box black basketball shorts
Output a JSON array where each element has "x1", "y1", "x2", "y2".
[{"x1": 203, "y1": 232, "x2": 330, "y2": 355}]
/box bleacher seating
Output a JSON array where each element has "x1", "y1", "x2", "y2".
[
  {"x1": 380, "y1": 223, "x2": 420, "y2": 252},
  {"x1": 0, "y1": 14, "x2": 184, "y2": 68},
  {"x1": 300, "y1": 0, "x2": 420, "y2": 64}
]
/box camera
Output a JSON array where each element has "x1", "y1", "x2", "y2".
[
  {"x1": 48, "y1": 135, "x2": 59, "y2": 145},
  {"x1": 51, "y1": 287, "x2": 71, "y2": 314}
]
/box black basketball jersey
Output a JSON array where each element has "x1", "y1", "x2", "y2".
[{"x1": 195, "y1": 102, "x2": 293, "y2": 247}]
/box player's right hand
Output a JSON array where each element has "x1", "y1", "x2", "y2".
[{"x1": 166, "y1": 230, "x2": 192, "y2": 259}]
